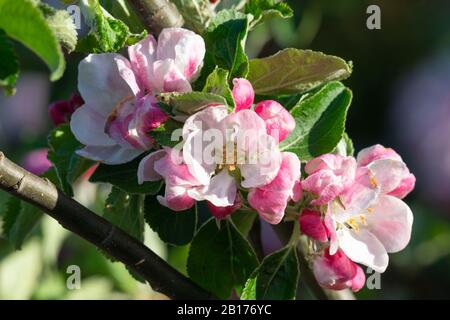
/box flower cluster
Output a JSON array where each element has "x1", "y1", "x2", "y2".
[
  {"x1": 300, "y1": 145, "x2": 415, "y2": 291},
  {"x1": 70, "y1": 27, "x2": 416, "y2": 293},
  {"x1": 70, "y1": 28, "x2": 205, "y2": 164}
]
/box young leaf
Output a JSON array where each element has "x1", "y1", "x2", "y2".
[
  {"x1": 172, "y1": 0, "x2": 214, "y2": 34},
  {"x1": 148, "y1": 118, "x2": 184, "y2": 148},
  {"x1": 77, "y1": 0, "x2": 146, "y2": 53},
  {"x1": 89, "y1": 156, "x2": 162, "y2": 195},
  {"x1": 0, "y1": 30, "x2": 19, "y2": 96},
  {"x1": 334, "y1": 132, "x2": 354, "y2": 157},
  {"x1": 0, "y1": 0, "x2": 65, "y2": 81},
  {"x1": 103, "y1": 187, "x2": 145, "y2": 242},
  {"x1": 187, "y1": 218, "x2": 259, "y2": 299},
  {"x1": 157, "y1": 91, "x2": 227, "y2": 115},
  {"x1": 279, "y1": 81, "x2": 352, "y2": 161},
  {"x1": 202, "y1": 67, "x2": 235, "y2": 109},
  {"x1": 1, "y1": 197, "x2": 43, "y2": 250},
  {"x1": 144, "y1": 195, "x2": 197, "y2": 246},
  {"x1": 200, "y1": 9, "x2": 250, "y2": 85},
  {"x1": 247, "y1": 49, "x2": 352, "y2": 95},
  {"x1": 245, "y1": 0, "x2": 293, "y2": 28},
  {"x1": 241, "y1": 245, "x2": 299, "y2": 300},
  {"x1": 39, "y1": 3, "x2": 78, "y2": 53},
  {"x1": 48, "y1": 124, "x2": 94, "y2": 197}
]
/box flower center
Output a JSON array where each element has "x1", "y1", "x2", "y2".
[
  {"x1": 343, "y1": 207, "x2": 373, "y2": 233},
  {"x1": 105, "y1": 95, "x2": 135, "y2": 131}
]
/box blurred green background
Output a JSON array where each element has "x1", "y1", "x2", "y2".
[{"x1": 1, "y1": 0, "x2": 450, "y2": 299}]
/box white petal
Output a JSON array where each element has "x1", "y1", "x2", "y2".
[
  {"x1": 137, "y1": 149, "x2": 166, "y2": 184},
  {"x1": 157, "y1": 28, "x2": 205, "y2": 80},
  {"x1": 338, "y1": 228, "x2": 389, "y2": 273},
  {"x1": 368, "y1": 159, "x2": 407, "y2": 194},
  {"x1": 188, "y1": 169, "x2": 237, "y2": 207},
  {"x1": 367, "y1": 195, "x2": 413, "y2": 253},
  {"x1": 70, "y1": 106, "x2": 115, "y2": 147},
  {"x1": 76, "y1": 145, "x2": 142, "y2": 165},
  {"x1": 78, "y1": 54, "x2": 138, "y2": 116}
]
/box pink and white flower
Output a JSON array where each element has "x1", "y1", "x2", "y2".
[
  {"x1": 302, "y1": 154, "x2": 357, "y2": 206},
  {"x1": 313, "y1": 247, "x2": 365, "y2": 292},
  {"x1": 71, "y1": 28, "x2": 205, "y2": 164},
  {"x1": 357, "y1": 144, "x2": 416, "y2": 199},
  {"x1": 139, "y1": 79, "x2": 300, "y2": 223}
]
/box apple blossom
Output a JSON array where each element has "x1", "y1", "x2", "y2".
[
  {"x1": 313, "y1": 247, "x2": 365, "y2": 292},
  {"x1": 302, "y1": 154, "x2": 357, "y2": 206},
  {"x1": 300, "y1": 146, "x2": 415, "y2": 274},
  {"x1": 356, "y1": 144, "x2": 416, "y2": 199},
  {"x1": 71, "y1": 28, "x2": 205, "y2": 164},
  {"x1": 139, "y1": 79, "x2": 300, "y2": 223}
]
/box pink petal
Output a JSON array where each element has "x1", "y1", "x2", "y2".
[
  {"x1": 188, "y1": 169, "x2": 237, "y2": 207},
  {"x1": 368, "y1": 159, "x2": 408, "y2": 194},
  {"x1": 232, "y1": 78, "x2": 254, "y2": 112},
  {"x1": 78, "y1": 54, "x2": 138, "y2": 117},
  {"x1": 313, "y1": 247, "x2": 358, "y2": 290},
  {"x1": 302, "y1": 154, "x2": 357, "y2": 205},
  {"x1": 157, "y1": 28, "x2": 205, "y2": 81},
  {"x1": 366, "y1": 195, "x2": 413, "y2": 253},
  {"x1": 357, "y1": 144, "x2": 401, "y2": 167},
  {"x1": 151, "y1": 59, "x2": 192, "y2": 93},
  {"x1": 70, "y1": 106, "x2": 115, "y2": 147},
  {"x1": 76, "y1": 145, "x2": 142, "y2": 165},
  {"x1": 254, "y1": 100, "x2": 295, "y2": 143},
  {"x1": 351, "y1": 265, "x2": 366, "y2": 292},
  {"x1": 388, "y1": 173, "x2": 416, "y2": 199},
  {"x1": 128, "y1": 35, "x2": 158, "y2": 92},
  {"x1": 299, "y1": 209, "x2": 329, "y2": 242},
  {"x1": 137, "y1": 149, "x2": 167, "y2": 184},
  {"x1": 158, "y1": 184, "x2": 196, "y2": 211},
  {"x1": 207, "y1": 194, "x2": 242, "y2": 220},
  {"x1": 248, "y1": 152, "x2": 301, "y2": 224},
  {"x1": 337, "y1": 228, "x2": 389, "y2": 273}
]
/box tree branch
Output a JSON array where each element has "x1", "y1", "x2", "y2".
[
  {"x1": 127, "y1": 0, "x2": 184, "y2": 35},
  {"x1": 272, "y1": 222, "x2": 356, "y2": 300},
  {"x1": 0, "y1": 151, "x2": 214, "y2": 300}
]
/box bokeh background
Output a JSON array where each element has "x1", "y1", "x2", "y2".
[{"x1": 1, "y1": 0, "x2": 450, "y2": 299}]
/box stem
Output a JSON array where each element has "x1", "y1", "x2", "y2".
[
  {"x1": 127, "y1": 0, "x2": 184, "y2": 35},
  {"x1": 271, "y1": 222, "x2": 356, "y2": 300},
  {"x1": 0, "y1": 151, "x2": 214, "y2": 300}
]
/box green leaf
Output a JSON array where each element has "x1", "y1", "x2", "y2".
[
  {"x1": 247, "y1": 49, "x2": 352, "y2": 95},
  {"x1": 148, "y1": 118, "x2": 183, "y2": 148},
  {"x1": 200, "y1": 9, "x2": 250, "y2": 85},
  {"x1": 279, "y1": 81, "x2": 352, "y2": 161},
  {"x1": 187, "y1": 218, "x2": 259, "y2": 299},
  {"x1": 231, "y1": 210, "x2": 257, "y2": 236},
  {"x1": 39, "y1": 3, "x2": 78, "y2": 53},
  {"x1": 334, "y1": 132, "x2": 354, "y2": 157},
  {"x1": 202, "y1": 67, "x2": 235, "y2": 109},
  {"x1": 245, "y1": 0, "x2": 293, "y2": 28},
  {"x1": 1, "y1": 197, "x2": 43, "y2": 250},
  {"x1": 172, "y1": 0, "x2": 214, "y2": 34},
  {"x1": 103, "y1": 187, "x2": 145, "y2": 241},
  {"x1": 158, "y1": 91, "x2": 228, "y2": 115},
  {"x1": 77, "y1": 0, "x2": 146, "y2": 53},
  {"x1": 0, "y1": 0, "x2": 65, "y2": 81},
  {"x1": 89, "y1": 156, "x2": 162, "y2": 195},
  {"x1": 241, "y1": 245, "x2": 299, "y2": 300},
  {"x1": 48, "y1": 124, "x2": 94, "y2": 196},
  {"x1": 144, "y1": 194, "x2": 197, "y2": 246},
  {"x1": 0, "y1": 30, "x2": 19, "y2": 96}
]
